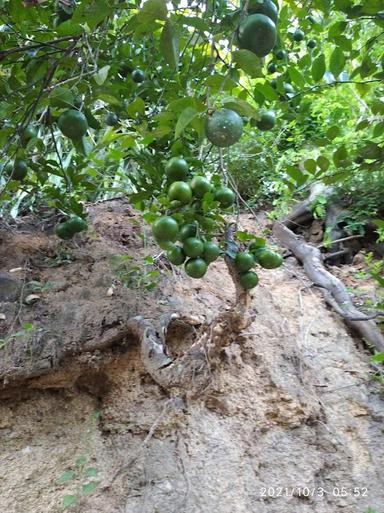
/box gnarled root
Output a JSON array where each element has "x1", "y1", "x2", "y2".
[{"x1": 273, "y1": 222, "x2": 384, "y2": 352}]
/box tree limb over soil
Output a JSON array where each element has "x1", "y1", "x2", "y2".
[{"x1": 273, "y1": 222, "x2": 384, "y2": 352}]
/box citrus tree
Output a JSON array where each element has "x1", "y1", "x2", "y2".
[{"x1": 0, "y1": 0, "x2": 383, "y2": 293}]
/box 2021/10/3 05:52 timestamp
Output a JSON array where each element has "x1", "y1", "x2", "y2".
[{"x1": 258, "y1": 487, "x2": 369, "y2": 498}]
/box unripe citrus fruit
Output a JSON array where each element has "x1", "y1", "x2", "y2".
[
  {"x1": 205, "y1": 108, "x2": 243, "y2": 147},
  {"x1": 132, "y1": 69, "x2": 145, "y2": 83},
  {"x1": 257, "y1": 249, "x2": 283, "y2": 269},
  {"x1": 165, "y1": 157, "x2": 189, "y2": 182},
  {"x1": 247, "y1": 0, "x2": 278, "y2": 23},
  {"x1": 293, "y1": 29, "x2": 305, "y2": 42},
  {"x1": 214, "y1": 186, "x2": 236, "y2": 208},
  {"x1": 179, "y1": 223, "x2": 198, "y2": 241},
  {"x1": 58, "y1": 109, "x2": 88, "y2": 140},
  {"x1": 203, "y1": 241, "x2": 221, "y2": 263},
  {"x1": 256, "y1": 110, "x2": 276, "y2": 131},
  {"x1": 275, "y1": 49, "x2": 286, "y2": 59},
  {"x1": 267, "y1": 62, "x2": 277, "y2": 73},
  {"x1": 7, "y1": 159, "x2": 28, "y2": 181},
  {"x1": 55, "y1": 221, "x2": 73, "y2": 240},
  {"x1": 21, "y1": 125, "x2": 37, "y2": 145},
  {"x1": 190, "y1": 176, "x2": 212, "y2": 197},
  {"x1": 66, "y1": 216, "x2": 88, "y2": 234},
  {"x1": 167, "y1": 246, "x2": 186, "y2": 266},
  {"x1": 307, "y1": 39, "x2": 316, "y2": 49},
  {"x1": 183, "y1": 237, "x2": 204, "y2": 258},
  {"x1": 185, "y1": 258, "x2": 208, "y2": 279},
  {"x1": 235, "y1": 252, "x2": 255, "y2": 272},
  {"x1": 239, "y1": 271, "x2": 259, "y2": 289},
  {"x1": 152, "y1": 216, "x2": 179, "y2": 242},
  {"x1": 168, "y1": 181, "x2": 192, "y2": 205},
  {"x1": 238, "y1": 14, "x2": 277, "y2": 58}
]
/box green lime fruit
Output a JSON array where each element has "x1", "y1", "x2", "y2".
[
  {"x1": 275, "y1": 49, "x2": 286, "y2": 59},
  {"x1": 179, "y1": 223, "x2": 198, "y2": 241},
  {"x1": 284, "y1": 83, "x2": 295, "y2": 95},
  {"x1": 132, "y1": 69, "x2": 145, "y2": 83},
  {"x1": 203, "y1": 241, "x2": 221, "y2": 263},
  {"x1": 167, "y1": 246, "x2": 186, "y2": 266},
  {"x1": 55, "y1": 221, "x2": 73, "y2": 240},
  {"x1": 183, "y1": 237, "x2": 204, "y2": 258},
  {"x1": 247, "y1": 0, "x2": 278, "y2": 23},
  {"x1": 239, "y1": 271, "x2": 259, "y2": 289},
  {"x1": 66, "y1": 216, "x2": 88, "y2": 234},
  {"x1": 152, "y1": 216, "x2": 179, "y2": 242},
  {"x1": 307, "y1": 39, "x2": 316, "y2": 49},
  {"x1": 256, "y1": 110, "x2": 276, "y2": 131},
  {"x1": 249, "y1": 240, "x2": 266, "y2": 253},
  {"x1": 8, "y1": 159, "x2": 28, "y2": 181},
  {"x1": 238, "y1": 14, "x2": 277, "y2": 58},
  {"x1": 21, "y1": 125, "x2": 37, "y2": 145},
  {"x1": 214, "y1": 186, "x2": 236, "y2": 208},
  {"x1": 58, "y1": 109, "x2": 88, "y2": 140},
  {"x1": 185, "y1": 258, "x2": 208, "y2": 279},
  {"x1": 165, "y1": 157, "x2": 189, "y2": 182},
  {"x1": 168, "y1": 181, "x2": 192, "y2": 205},
  {"x1": 205, "y1": 108, "x2": 243, "y2": 148},
  {"x1": 235, "y1": 252, "x2": 255, "y2": 272},
  {"x1": 190, "y1": 176, "x2": 212, "y2": 198},
  {"x1": 293, "y1": 29, "x2": 305, "y2": 42},
  {"x1": 267, "y1": 62, "x2": 277, "y2": 73},
  {"x1": 257, "y1": 249, "x2": 283, "y2": 269},
  {"x1": 105, "y1": 112, "x2": 119, "y2": 126}
]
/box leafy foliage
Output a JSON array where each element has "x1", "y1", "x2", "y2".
[{"x1": 0, "y1": 0, "x2": 383, "y2": 284}]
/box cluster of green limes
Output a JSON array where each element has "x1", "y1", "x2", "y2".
[
  {"x1": 234, "y1": 241, "x2": 283, "y2": 289},
  {"x1": 151, "y1": 157, "x2": 237, "y2": 279},
  {"x1": 55, "y1": 216, "x2": 88, "y2": 240}
]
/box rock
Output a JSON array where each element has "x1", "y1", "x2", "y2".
[{"x1": 0, "y1": 272, "x2": 20, "y2": 302}]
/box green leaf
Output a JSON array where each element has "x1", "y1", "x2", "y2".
[
  {"x1": 371, "y1": 352, "x2": 384, "y2": 363},
  {"x1": 58, "y1": 470, "x2": 76, "y2": 483},
  {"x1": 317, "y1": 156, "x2": 330, "y2": 172},
  {"x1": 333, "y1": 145, "x2": 348, "y2": 166},
  {"x1": 82, "y1": 481, "x2": 101, "y2": 495},
  {"x1": 222, "y1": 98, "x2": 259, "y2": 118},
  {"x1": 160, "y1": 21, "x2": 179, "y2": 70},
  {"x1": 326, "y1": 126, "x2": 341, "y2": 140},
  {"x1": 285, "y1": 166, "x2": 307, "y2": 186},
  {"x1": 127, "y1": 97, "x2": 146, "y2": 117},
  {"x1": 288, "y1": 66, "x2": 305, "y2": 89},
  {"x1": 312, "y1": 54, "x2": 326, "y2": 82},
  {"x1": 232, "y1": 50, "x2": 262, "y2": 78},
  {"x1": 138, "y1": 0, "x2": 168, "y2": 22},
  {"x1": 175, "y1": 107, "x2": 199, "y2": 139},
  {"x1": 329, "y1": 47, "x2": 346, "y2": 78},
  {"x1": 62, "y1": 495, "x2": 78, "y2": 509},
  {"x1": 206, "y1": 75, "x2": 238, "y2": 91},
  {"x1": 253, "y1": 83, "x2": 279, "y2": 101},
  {"x1": 94, "y1": 65, "x2": 110, "y2": 86},
  {"x1": 85, "y1": 467, "x2": 98, "y2": 477},
  {"x1": 303, "y1": 159, "x2": 317, "y2": 174}
]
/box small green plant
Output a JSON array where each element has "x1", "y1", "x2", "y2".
[
  {"x1": 110, "y1": 254, "x2": 160, "y2": 290},
  {"x1": 58, "y1": 411, "x2": 101, "y2": 510},
  {"x1": 310, "y1": 193, "x2": 328, "y2": 220},
  {"x1": 0, "y1": 322, "x2": 34, "y2": 350}
]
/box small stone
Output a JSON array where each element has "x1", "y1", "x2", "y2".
[{"x1": 0, "y1": 272, "x2": 20, "y2": 302}]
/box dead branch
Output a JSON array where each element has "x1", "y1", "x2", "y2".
[{"x1": 273, "y1": 222, "x2": 384, "y2": 352}]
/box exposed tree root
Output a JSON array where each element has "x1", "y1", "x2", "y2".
[{"x1": 273, "y1": 222, "x2": 384, "y2": 352}]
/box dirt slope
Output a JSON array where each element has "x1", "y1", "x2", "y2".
[{"x1": 0, "y1": 200, "x2": 383, "y2": 513}]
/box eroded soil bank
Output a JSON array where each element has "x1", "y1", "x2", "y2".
[{"x1": 0, "y1": 200, "x2": 383, "y2": 513}]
